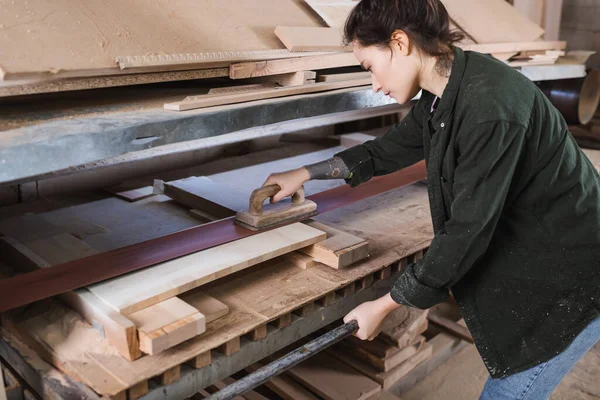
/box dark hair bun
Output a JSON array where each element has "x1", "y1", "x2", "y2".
[{"x1": 344, "y1": 0, "x2": 464, "y2": 60}]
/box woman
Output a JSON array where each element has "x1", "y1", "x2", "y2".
[{"x1": 263, "y1": 0, "x2": 600, "y2": 398}]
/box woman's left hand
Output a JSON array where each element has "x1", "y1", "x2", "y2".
[{"x1": 343, "y1": 293, "x2": 401, "y2": 340}]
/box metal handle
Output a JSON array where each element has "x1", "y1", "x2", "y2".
[
  {"x1": 205, "y1": 320, "x2": 359, "y2": 400},
  {"x1": 249, "y1": 184, "x2": 306, "y2": 215}
]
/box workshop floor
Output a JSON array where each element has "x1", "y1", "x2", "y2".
[{"x1": 403, "y1": 341, "x2": 600, "y2": 399}]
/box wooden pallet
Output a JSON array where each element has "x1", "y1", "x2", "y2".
[{"x1": 0, "y1": 178, "x2": 433, "y2": 398}]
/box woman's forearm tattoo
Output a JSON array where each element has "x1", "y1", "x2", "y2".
[{"x1": 304, "y1": 157, "x2": 351, "y2": 180}]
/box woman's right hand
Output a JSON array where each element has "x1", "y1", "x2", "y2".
[{"x1": 262, "y1": 167, "x2": 310, "y2": 203}]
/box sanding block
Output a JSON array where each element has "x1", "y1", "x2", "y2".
[{"x1": 235, "y1": 184, "x2": 317, "y2": 231}]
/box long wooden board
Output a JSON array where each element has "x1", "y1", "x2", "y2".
[
  {"x1": 229, "y1": 53, "x2": 358, "y2": 79},
  {"x1": 165, "y1": 78, "x2": 370, "y2": 111},
  {"x1": 87, "y1": 223, "x2": 327, "y2": 315}
]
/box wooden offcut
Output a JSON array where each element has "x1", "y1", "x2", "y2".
[
  {"x1": 87, "y1": 223, "x2": 327, "y2": 315},
  {"x1": 179, "y1": 290, "x2": 230, "y2": 323},
  {"x1": 229, "y1": 53, "x2": 358, "y2": 80},
  {"x1": 330, "y1": 343, "x2": 433, "y2": 390},
  {"x1": 165, "y1": 78, "x2": 370, "y2": 111},
  {"x1": 340, "y1": 132, "x2": 377, "y2": 148},
  {"x1": 380, "y1": 307, "x2": 429, "y2": 348},
  {"x1": 298, "y1": 220, "x2": 369, "y2": 269},
  {"x1": 128, "y1": 298, "x2": 206, "y2": 355},
  {"x1": 275, "y1": 26, "x2": 349, "y2": 52}
]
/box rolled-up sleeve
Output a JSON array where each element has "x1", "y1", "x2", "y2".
[
  {"x1": 391, "y1": 120, "x2": 528, "y2": 309},
  {"x1": 334, "y1": 94, "x2": 430, "y2": 187}
]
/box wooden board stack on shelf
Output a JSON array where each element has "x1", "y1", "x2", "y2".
[{"x1": 0, "y1": 0, "x2": 573, "y2": 103}]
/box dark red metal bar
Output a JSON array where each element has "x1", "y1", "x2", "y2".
[{"x1": 0, "y1": 162, "x2": 427, "y2": 313}]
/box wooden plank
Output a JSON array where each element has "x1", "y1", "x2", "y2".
[
  {"x1": 460, "y1": 40, "x2": 566, "y2": 54},
  {"x1": 208, "y1": 83, "x2": 277, "y2": 95},
  {"x1": 256, "y1": 70, "x2": 317, "y2": 86},
  {"x1": 128, "y1": 298, "x2": 206, "y2": 355},
  {"x1": 442, "y1": 0, "x2": 544, "y2": 43},
  {"x1": 0, "y1": 69, "x2": 229, "y2": 98},
  {"x1": 165, "y1": 78, "x2": 370, "y2": 111},
  {"x1": 247, "y1": 364, "x2": 319, "y2": 400},
  {"x1": 87, "y1": 223, "x2": 327, "y2": 316},
  {"x1": 369, "y1": 391, "x2": 402, "y2": 400},
  {"x1": 286, "y1": 351, "x2": 381, "y2": 400},
  {"x1": 318, "y1": 71, "x2": 370, "y2": 83},
  {"x1": 340, "y1": 133, "x2": 377, "y2": 148},
  {"x1": 329, "y1": 344, "x2": 433, "y2": 390},
  {"x1": 303, "y1": 0, "x2": 357, "y2": 28},
  {"x1": 380, "y1": 308, "x2": 429, "y2": 348},
  {"x1": 298, "y1": 220, "x2": 369, "y2": 269},
  {"x1": 275, "y1": 26, "x2": 348, "y2": 52},
  {"x1": 179, "y1": 291, "x2": 230, "y2": 323},
  {"x1": 229, "y1": 53, "x2": 358, "y2": 80}
]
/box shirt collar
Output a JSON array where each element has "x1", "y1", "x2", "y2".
[{"x1": 430, "y1": 46, "x2": 467, "y2": 127}]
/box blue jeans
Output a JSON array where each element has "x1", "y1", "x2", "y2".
[{"x1": 480, "y1": 316, "x2": 600, "y2": 400}]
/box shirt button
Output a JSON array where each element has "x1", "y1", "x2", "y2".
[{"x1": 440, "y1": 122, "x2": 445, "y2": 128}]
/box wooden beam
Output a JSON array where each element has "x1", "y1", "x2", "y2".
[
  {"x1": 128, "y1": 298, "x2": 206, "y2": 355},
  {"x1": 229, "y1": 53, "x2": 358, "y2": 80},
  {"x1": 274, "y1": 26, "x2": 349, "y2": 52},
  {"x1": 165, "y1": 78, "x2": 370, "y2": 111}
]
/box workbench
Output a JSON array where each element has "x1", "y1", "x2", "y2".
[{"x1": 0, "y1": 144, "x2": 435, "y2": 399}]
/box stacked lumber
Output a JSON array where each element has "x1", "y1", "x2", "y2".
[{"x1": 329, "y1": 306, "x2": 433, "y2": 390}]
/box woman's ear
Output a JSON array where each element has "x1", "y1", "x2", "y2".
[{"x1": 390, "y1": 29, "x2": 411, "y2": 56}]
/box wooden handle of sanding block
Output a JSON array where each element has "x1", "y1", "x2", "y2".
[{"x1": 249, "y1": 185, "x2": 306, "y2": 215}]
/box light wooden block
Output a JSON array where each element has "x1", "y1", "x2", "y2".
[
  {"x1": 298, "y1": 220, "x2": 368, "y2": 269},
  {"x1": 275, "y1": 26, "x2": 348, "y2": 52}
]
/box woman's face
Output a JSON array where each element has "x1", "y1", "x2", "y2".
[{"x1": 353, "y1": 39, "x2": 421, "y2": 104}]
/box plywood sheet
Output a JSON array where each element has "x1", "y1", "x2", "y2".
[
  {"x1": 0, "y1": 0, "x2": 324, "y2": 80},
  {"x1": 442, "y1": 0, "x2": 544, "y2": 43},
  {"x1": 304, "y1": 0, "x2": 358, "y2": 29},
  {"x1": 87, "y1": 223, "x2": 327, "y2": 315}
]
